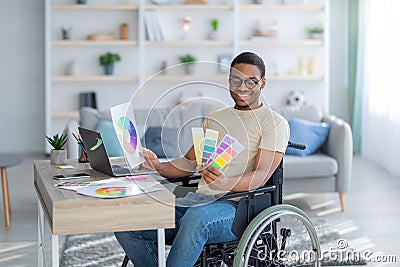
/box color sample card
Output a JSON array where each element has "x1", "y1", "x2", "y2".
[
  {"x1": 209, "y1": 141, "x2": 245, "y2": 171},
  {"x1": 192, "y1": 127, "x2": 205, "y2": 166},
  {"x1": 206, "y1": 134, "x2": 235, "y2": 165},
  {"x1": 201, "y1": 129, "x2": 219, "y2": 163}
]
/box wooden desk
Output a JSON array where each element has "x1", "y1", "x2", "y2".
[{"x1": 34, "y1": 159, "x2": 175, "y2": 267}]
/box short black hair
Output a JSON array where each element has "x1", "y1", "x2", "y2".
[{"x1": 230, "y1": 51, "x2": 266, "y2": 78}]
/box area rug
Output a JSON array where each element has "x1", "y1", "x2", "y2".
[{"x1": 60, "y1": 220, "x2": 369, "y2": 267}]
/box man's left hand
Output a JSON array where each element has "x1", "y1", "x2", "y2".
[{"x1": 198, "y1": 165, "x2": 230, "y2": 191}]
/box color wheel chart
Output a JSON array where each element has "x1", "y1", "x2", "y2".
[
  {"x1": 116, "y1": 116, "x2": 138, "y2": 154},
  {"x1": 110, "y1": 102, "x2": 144, "y2": 168},
  {"x1": 95, "y1": 186, "x2": 132, "y2": 197}
]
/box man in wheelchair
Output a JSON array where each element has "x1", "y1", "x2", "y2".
[{"x1": 115, "y1": 52, "x2": 290, "y2": 267}]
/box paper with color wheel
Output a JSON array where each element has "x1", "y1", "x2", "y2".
[{"x1": 110, "y1": 102, "x2": 144, "y2": 169}]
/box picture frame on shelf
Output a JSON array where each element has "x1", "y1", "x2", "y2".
[{"x1": 217, "y1": 55, "x2": 232, "y2": 74}]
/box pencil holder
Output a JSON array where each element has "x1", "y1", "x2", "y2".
[{"x1": 79, "y1": 146, "x2": 89, "y2": 163}]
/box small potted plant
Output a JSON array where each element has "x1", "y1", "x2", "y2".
[
  {"x1": 46, "y1": 133, "x2": 68, "y2": 165},
  {"x1": 99, "y1": 52, "x2": 121, "y2": 75},
  {"x1": 306, "y1": 26, "x2": 324, "y2": 39},
  {"x1": 179, "y1": 54, "x2": 197, "y2": 75},
  {"x1": 208, "y1": 18, "x2": 219, "y2": 40}
]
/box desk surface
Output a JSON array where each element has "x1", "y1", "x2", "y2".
[{"x1": 34, "y1": 159, "x2": 175, "y2": 235}]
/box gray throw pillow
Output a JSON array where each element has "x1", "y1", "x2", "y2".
[{"x1": 143, "y1": 127, "x2": 180, "y2": 158}]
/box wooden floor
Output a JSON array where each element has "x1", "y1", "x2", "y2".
[{"x1": 0, "y1": 154, "x2": 399, "y2": 266}]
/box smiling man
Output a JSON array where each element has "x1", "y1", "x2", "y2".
[{"x1": 115, "y1": 51, "x2": 290, "y2": 267}]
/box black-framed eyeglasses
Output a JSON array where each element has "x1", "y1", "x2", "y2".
[{"x1": 229, "y1": 76, "x2": 263, "y2": 89}]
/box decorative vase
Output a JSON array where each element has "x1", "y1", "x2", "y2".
[
  {"x1": 76, "y1": 0, "x2": 87, "y2": 4},
  {"x1": 50, "y1": 149, "x2": 67, "y2": 165},
  {"x1": 67, "y1": 60, "x2": 81, "y2": 76},
  {"x1": 104, "y1": 64, "x2": 114, "y2": 75},
  {"x1": 184, "y1": 63, "x2": 194, "y2": 75}
]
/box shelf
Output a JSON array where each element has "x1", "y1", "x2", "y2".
[
  {"x1": 241, "y1": 39, "x2": 324, "y2": 46},
  {"x1": 145, "y1": 40, "x2": 232, "y2": 47},
  {"x1": 240, "y1": 4, "x2": 324, "y2": 11},
  {"x1": 144, "y1": 4, "x2": 233, "y2": 10},
  {"x1": 52, "y1": 40, "x2": 138, "y2": 46},
  {"x1": 145, "y1": 74, "x2": 228, "y2": 81},
  {"x1": 52, "y1": 5, "x2": 138, "y2": 10},
  {"x1": 52, "y1": 110, "x2": 79, "y2": 119},
  {"x1": 269, "y1": 75, "x2": 323, "y2": 82},
  {"x1": 52, "y1": 75, "x2": 137, "y2": 82},
  {"x1": 144, "y1": 75, "x2": 322, "y2": 82}
]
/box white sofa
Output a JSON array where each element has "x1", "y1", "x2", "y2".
[{"x1": 66, "y1": 102, "x2": 352, "y2": 211}]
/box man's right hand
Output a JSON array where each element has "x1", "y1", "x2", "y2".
[{"x1": 140, "y1": 148, "x2": 161, "y2": 171}]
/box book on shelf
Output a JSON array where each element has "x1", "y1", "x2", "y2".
[{"x1": 144, "y1": 10, "x2": 164, "y2": 42}]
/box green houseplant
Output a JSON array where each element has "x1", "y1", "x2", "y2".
[
  {"x1": 209, "y1": 18, "x2": 219, "y2": 40},
  {"x1": 306, "y1": 26, "x2": 324, "y2": 39},
  {"x1": 46, "y1": 133, "x2": 68, "y2": 165},
  {"x1": 99, "y1": 52, "x2": 121, "y2": 75},
  {"x1": 179, "y1": 54, "x2": 197, "y2": 75}
]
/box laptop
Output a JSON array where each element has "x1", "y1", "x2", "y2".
[{"x1": 78, "y1": 127, "x2": 156, "y2": 177}]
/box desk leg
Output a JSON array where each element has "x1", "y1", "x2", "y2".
[
  {"x1": 157, "y1": 228, "x2": 166, "y2": 267},
  {"x1": 38, "y1": 201, "x2": 45, "y2": 267},
  {"x1": 52, "y1": 235, "x2": 59, "y2": 267}
]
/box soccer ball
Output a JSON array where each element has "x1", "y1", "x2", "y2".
[{"x1": 286, "y1": 91, "x2": 307, "y2": 107}]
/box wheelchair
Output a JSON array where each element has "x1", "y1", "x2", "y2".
[{"x1": 122, "y1": 142, "x2": 321, "y2": 267}]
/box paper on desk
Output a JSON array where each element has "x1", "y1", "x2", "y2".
[
  {"x1": 56, "y1": 165, "x2": 74, "y2": 169},
  {"x1": 75, "y1": 182, "x2": 161, "y2": 199},
  {"x1": 55, "y1": 178, "x2": 119, "y2": 191}
]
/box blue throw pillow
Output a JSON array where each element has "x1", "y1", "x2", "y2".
[
  {"x1": 143, "y1": 127, "x2": 180, "y2": 158},
  {"x1": 95, "y1": 120, "x2": 124, "y2": 157},
  {"x1": 286, "y1": 117, "x2": 331, "y2": 156}
]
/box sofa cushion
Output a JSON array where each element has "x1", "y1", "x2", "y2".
[
  {"x1": 143, "y1": 127, "x2": 180, "y2": 158},
  {"x1": 274, "y1": 105, "x2": 323, "y2": 122},
  {"x1": 286, "y1": 117, "x2": 331, "y2": 156},
  {"x1": 80, "y1": 107, "x2": 111, "y2": 130},
  {"x1": 283, "y1": 153, "x2": 338, "y2": 179},
  {"x1": 95, "y1": 120, "x2": 124, "y2": 157}
]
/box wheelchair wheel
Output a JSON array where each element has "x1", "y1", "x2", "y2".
[{"x1": 233, "y1": 204, "x2": 321, "y2": 267}]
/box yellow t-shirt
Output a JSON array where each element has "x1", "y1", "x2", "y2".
[{"x1": 197, "y1": 105, "x2": 290, "y2": 196}]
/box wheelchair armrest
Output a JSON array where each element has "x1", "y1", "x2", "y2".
[
  {"x1": 162, "y1": 174, "x2": 201, "y2": 187},
  {"x1": 218, "y1": 185, "x2": 277, "y2": 200}
]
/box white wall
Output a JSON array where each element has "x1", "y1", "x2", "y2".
[
  {"x1": 0, "y1": 0, "x2": 349, "y2": 154},
  {"x1": 0, "y1": 0, "x2": 45, "y2": 153}
]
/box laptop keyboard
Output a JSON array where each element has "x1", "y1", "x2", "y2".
[{"x1": 112, "y1": 164, "x2": 130, "y2": 175}]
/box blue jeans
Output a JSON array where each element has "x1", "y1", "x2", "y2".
[{"x1": 114, "y1": 194, "x2": 238, "y2": 267}]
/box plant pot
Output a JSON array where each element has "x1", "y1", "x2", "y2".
[
  {"x1": 184, "y1": 63, "x2": 195, "y2": 75},
  {"x1": 104, "y1": 64, "x2": 114, "y2": 75},
  {"x1": 308, "y1": 33, "x2": 323, "y2": 39},
  {"x1": 208, "y1": 30, "x2": 219, "y2": 40},
  {"x1": 50, "y1": 149, "x2": 67, "y2": 165}
]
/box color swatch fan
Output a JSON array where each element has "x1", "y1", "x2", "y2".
[
  {"x1": 191, "y1": 128, "x2": 244, "y2": 171},
  {"x1": 111, "y1": 103, "x2": 144, "y2": 168}
]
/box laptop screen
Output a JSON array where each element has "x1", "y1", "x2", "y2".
[{"x1": 78, "y1": 127, "x2": 114, "y2": 176}]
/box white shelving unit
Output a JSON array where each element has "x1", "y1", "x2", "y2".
[{"x1": 45, "y1": 0, "x2": 330, "y2": 148}]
